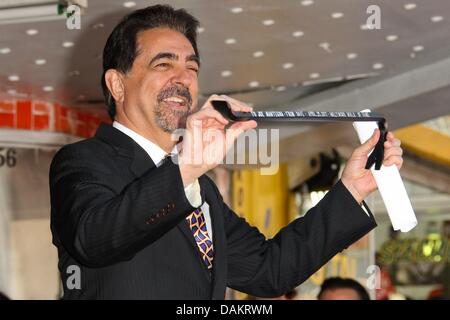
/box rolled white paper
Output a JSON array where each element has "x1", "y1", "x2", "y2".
[{"x1": 353, "y1": 110, "x2": 417, "y2": 232}]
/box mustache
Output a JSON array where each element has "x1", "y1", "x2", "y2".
[{"x1": 157, "y1": 85, "x2": 192, "y2": 107}]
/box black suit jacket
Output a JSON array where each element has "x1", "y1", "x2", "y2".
[{"x1": 49, "y1": 123, "x2": 377, "y2": 299}]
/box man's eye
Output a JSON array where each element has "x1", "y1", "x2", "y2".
[
  {"x1": 189, "y1": 67, "x2": 199, "y2": 73},
  {"x1": 155, "y1": 63, "x2": 170, "y2": 68}
]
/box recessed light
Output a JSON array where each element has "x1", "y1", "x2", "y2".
[
  {"x1": 276, "y1": 86, "x2": 286, "y2": 92},
  {"x1": 0, "y1": 47, "x2": 11, "y2": 54},
  {"x1": 197, "y1": 27, "x2": 205, "y2": 33},
  {"x1": 301, "y1": 0, "x2": 314, "y2": 6},
  {"x1": 43, "y1": 86, "x2": 54, "y2": 92},
  {"x1": 386, "y1": 34, "x2": 399, "y2": 41},
  {"x1": 253, "y1": 51, "x2": 264, "y2": 58},
  {"x1": 309, "y1": 73, "x2": 320, "y2": 79},
  {"x1": 319, "y1": 42, "x2": 332, "y2": 52},
  {"x1": 410, "y1": 52, "x2": 416, "y2": 59},
  {"x1": 62, "y1": 41, "x2": 74, "y2": 48},
  {"x1": 413, "y1": 45, "x2": 424, "y2": 52},
  {"x1": 8, "y1": 75, "x2": 20, "y2": 82},
  {"x1": 360, "y1": 24, "x2": 371, "y2": 30},
  {"x1": 404, "y1": 3, "x2": 417, "y2": 10},
  {"x1": 78, "y1": 94, "x2": 85, "y2": 100},
  {"x1": 123, "y1": 1, "x2": 136, "y2": 8},
  {"x1": 372, "y1": 63, "x2": 384, "y2": 70},
  {"x1": 26, "y1": 29, "x2": 38, "y2": 36},
  {"x1": 249, "y1": 81, "x2": 259, "y2": 88},
  {"x1": 331, "y1": 12, "x2": 344, "y2": 19},
  {"x1": 225, "y1": 38, "x2": 236, "y2": 44},
  {"x1": 7, "y1": 89, "x2": 17, "y2": 95},
  {"x1": 346, "y1": 53, "x2": 358, "y2": 59},
  {"x1": 282, "y1": 63, "x2": 294, "y2": 69},
  {"x1": 35, "y1": 59, "x2": 46, "y2": 65},
  {"x1": 431, "y1": 16, "x2": 444, "y2": 22},
  {"x1": 292, "y1": 30, "x2": 304, "y2": 37},
  {"x1": 92, "y1": 23, "x2": 104, "y2": 29},
  {"x1": 221, "y1": 70, "x2": 232, "y2": 77},
  {"x1": 68, "y1": 70, "x2": 80, "y2": 76},
  {"x1": 262, "y1": 19, "x2": 275, "y2": 26},
  {"x1": 230, "y1": 7, "x2": 243, "y2": 14}
]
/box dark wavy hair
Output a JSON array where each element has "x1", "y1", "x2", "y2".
[
  {"x1": 318, "y1": 277, "x2": 371, "y2": 300},
  {"x1": 101, "y1": 5, "x2": 200, "y2": 119}
]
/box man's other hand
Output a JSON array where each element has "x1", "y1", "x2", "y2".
[{"x1": 341, "y1": 129, "x2": 403, "y2": 204}]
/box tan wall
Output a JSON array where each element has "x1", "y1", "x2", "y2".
[{"x1": 10, "y1": 219, "x2": 59, "y2": 300}]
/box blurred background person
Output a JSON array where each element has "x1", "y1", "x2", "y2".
[{"x1": 318, "y1": 277, "x2": 370, "y2": 300}]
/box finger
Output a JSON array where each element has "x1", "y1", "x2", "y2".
[
  {"x1": 226, "y1": 120, "x2": 257, "y2": 142},
  {"x1": 383, "y1": 156, "x2": 403, "y2": 168},
  {"x1": 353, "y1": 129, "x2": 380, "y2": 157},
  {"x1": 188, "y1": 108, "x2": 229, "y2": 126},
  {"x1": 383, "y1": 146, "x2": 403, "y2": 160},
  {"x1": 220, "y1": 95, "x2": 253, "y2": 112},
  {"x1": 384, "y1": 134, "x2": 401, "y2": 147}
]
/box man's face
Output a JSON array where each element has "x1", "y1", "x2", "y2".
[{"x1": 119, "y1": 28, "x2": 199, "y2": 133}]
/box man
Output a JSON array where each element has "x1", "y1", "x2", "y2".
[
  {"x1": 318, "y1": 277, "x2": 371, "y2": 300},
  {"x1": 50, "y1": 5, "x2": 403, "y2": 299}
]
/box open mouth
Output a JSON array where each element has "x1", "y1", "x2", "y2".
[{"x1": 162, "y1": 96, "x2": 188, "y2": 109}]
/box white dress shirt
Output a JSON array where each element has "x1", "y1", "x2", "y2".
[{"x1": 112, "y1": 121, "x2": 213, "y2": 239}]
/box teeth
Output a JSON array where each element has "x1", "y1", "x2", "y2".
[{"x1": 164, "y1": 96, "x2": 184, "y2": 103}]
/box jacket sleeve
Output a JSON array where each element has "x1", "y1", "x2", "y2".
[
  {"x1": 50, "y1": 145, "x2": 196, "y2": 268},
  {"x1": 219, "y1": 179, "x2": 377, "y2": 298}
]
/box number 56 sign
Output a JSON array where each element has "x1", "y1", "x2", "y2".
[{"x1": 0, "y1": 148, "x2": 16, "y2": 168}]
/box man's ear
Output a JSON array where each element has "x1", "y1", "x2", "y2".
[{"x1": 104, "y1": 69, "x2": 125, "y2": 104}]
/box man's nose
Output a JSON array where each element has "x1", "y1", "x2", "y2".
[{"x1": 171, "y1": 66, "x2": 193, "y2": 86}]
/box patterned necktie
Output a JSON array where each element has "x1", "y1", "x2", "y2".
[{"x1": 186, "y1": 208, "x2": 214, "y2": 270}]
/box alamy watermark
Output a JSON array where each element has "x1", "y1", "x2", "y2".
[{"x1": 170, "y1": 124, "x2": 280, "y2": 175}]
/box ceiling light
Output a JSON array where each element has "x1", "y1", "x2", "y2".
[
  {"x1": 292, "y1": 30, "x2": 304, "y2": 37},
  {"x1": 123, "y1": 1, "x2": 136, "y2": 8},
  {"x1": 68, "y1": 70, "x2": 80, "y2": 76},
  {"x1": 8, "y1": 75, "x2": 20, "y2": 82},
  {"x1": 249, "y1": 81, "x2": 259, "y2": 88},
  {"x1": 230, "y1": 7, "x2": 243, "y2": 14},
  {"x1": 309, "y1": 73, "x2": 320, "y2": 79},
  {"x1": 360, "y1": 24, "x2": 371, "y2": 30},
  {"x1": 0, "y1": 47, "x2": 11, "y2": 54},
  {"x1": 7, "y1": 89, "x2": 17, "y2": 95},
  {"x1": 221, "y1": 70, "x2": 232, "y2": 77},
  {"x1": 262, "y1": 19, "x2": 275, "y2": 26},
  {"x1": 431, "y1": 16, "x2": 443, "y2": 22},
  {"x1": 197, "y1": 26, "x2": 205, "y2": 33},
  {"x1": 282, "y1": 63, "x2": 294, "y2": 69},
  {"x1": 404, "y1": 3, "x2": 417, "y2": 10},
  {"x1": 62, "y1": 41, "x2": 74, "y2": 48},
  {"x1": 43, "y1": 86, "x2": 54, "y2": 92},
  {"x1": 331, "y1": 12, "x2": 344, "y2": 19},
  {"x1": 276, "y1": 86, "x2": 286, "y2": 92},
  {"x1": 225, "y1": 38, "x2": 236, "y2": 44},
  {"x1": 319, "y1": 42, "x2": 332, "y2": 53},
  {"x1": 386, "y1": 34, "x2": 399, "y2": 41},
  {"x1": 26, "y1": 29, "x2": 38, "y2": 35},
  {"x1": 92, "y1": 23, "x2": 104, "y2": 29},
  {"x1": 253, "y1": 51, "x2": 264, "y2": 58},
  {"x1": 301, "y1": 0, "x2": 314, "y2": 6},
  {"x1": 346, "y1": 53, "x2": 358, "y2": 59},
  {"x1": 35, "y1": 59, "x2": 46, "y2": 65},
  {"x1": 413, "y1": 45, "x2": 424, "y2": 52},
  {"x1": 372, "y1": 63, "x2": 384, "y2": 70}
]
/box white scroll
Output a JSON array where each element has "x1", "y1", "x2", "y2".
[{"x1": 353, "y1": 110, "x2": 417, "y2": 232}]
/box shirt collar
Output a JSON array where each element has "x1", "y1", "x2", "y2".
[{"x1": 112, "y1": 121, "x2": 177, "y2": 167}]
